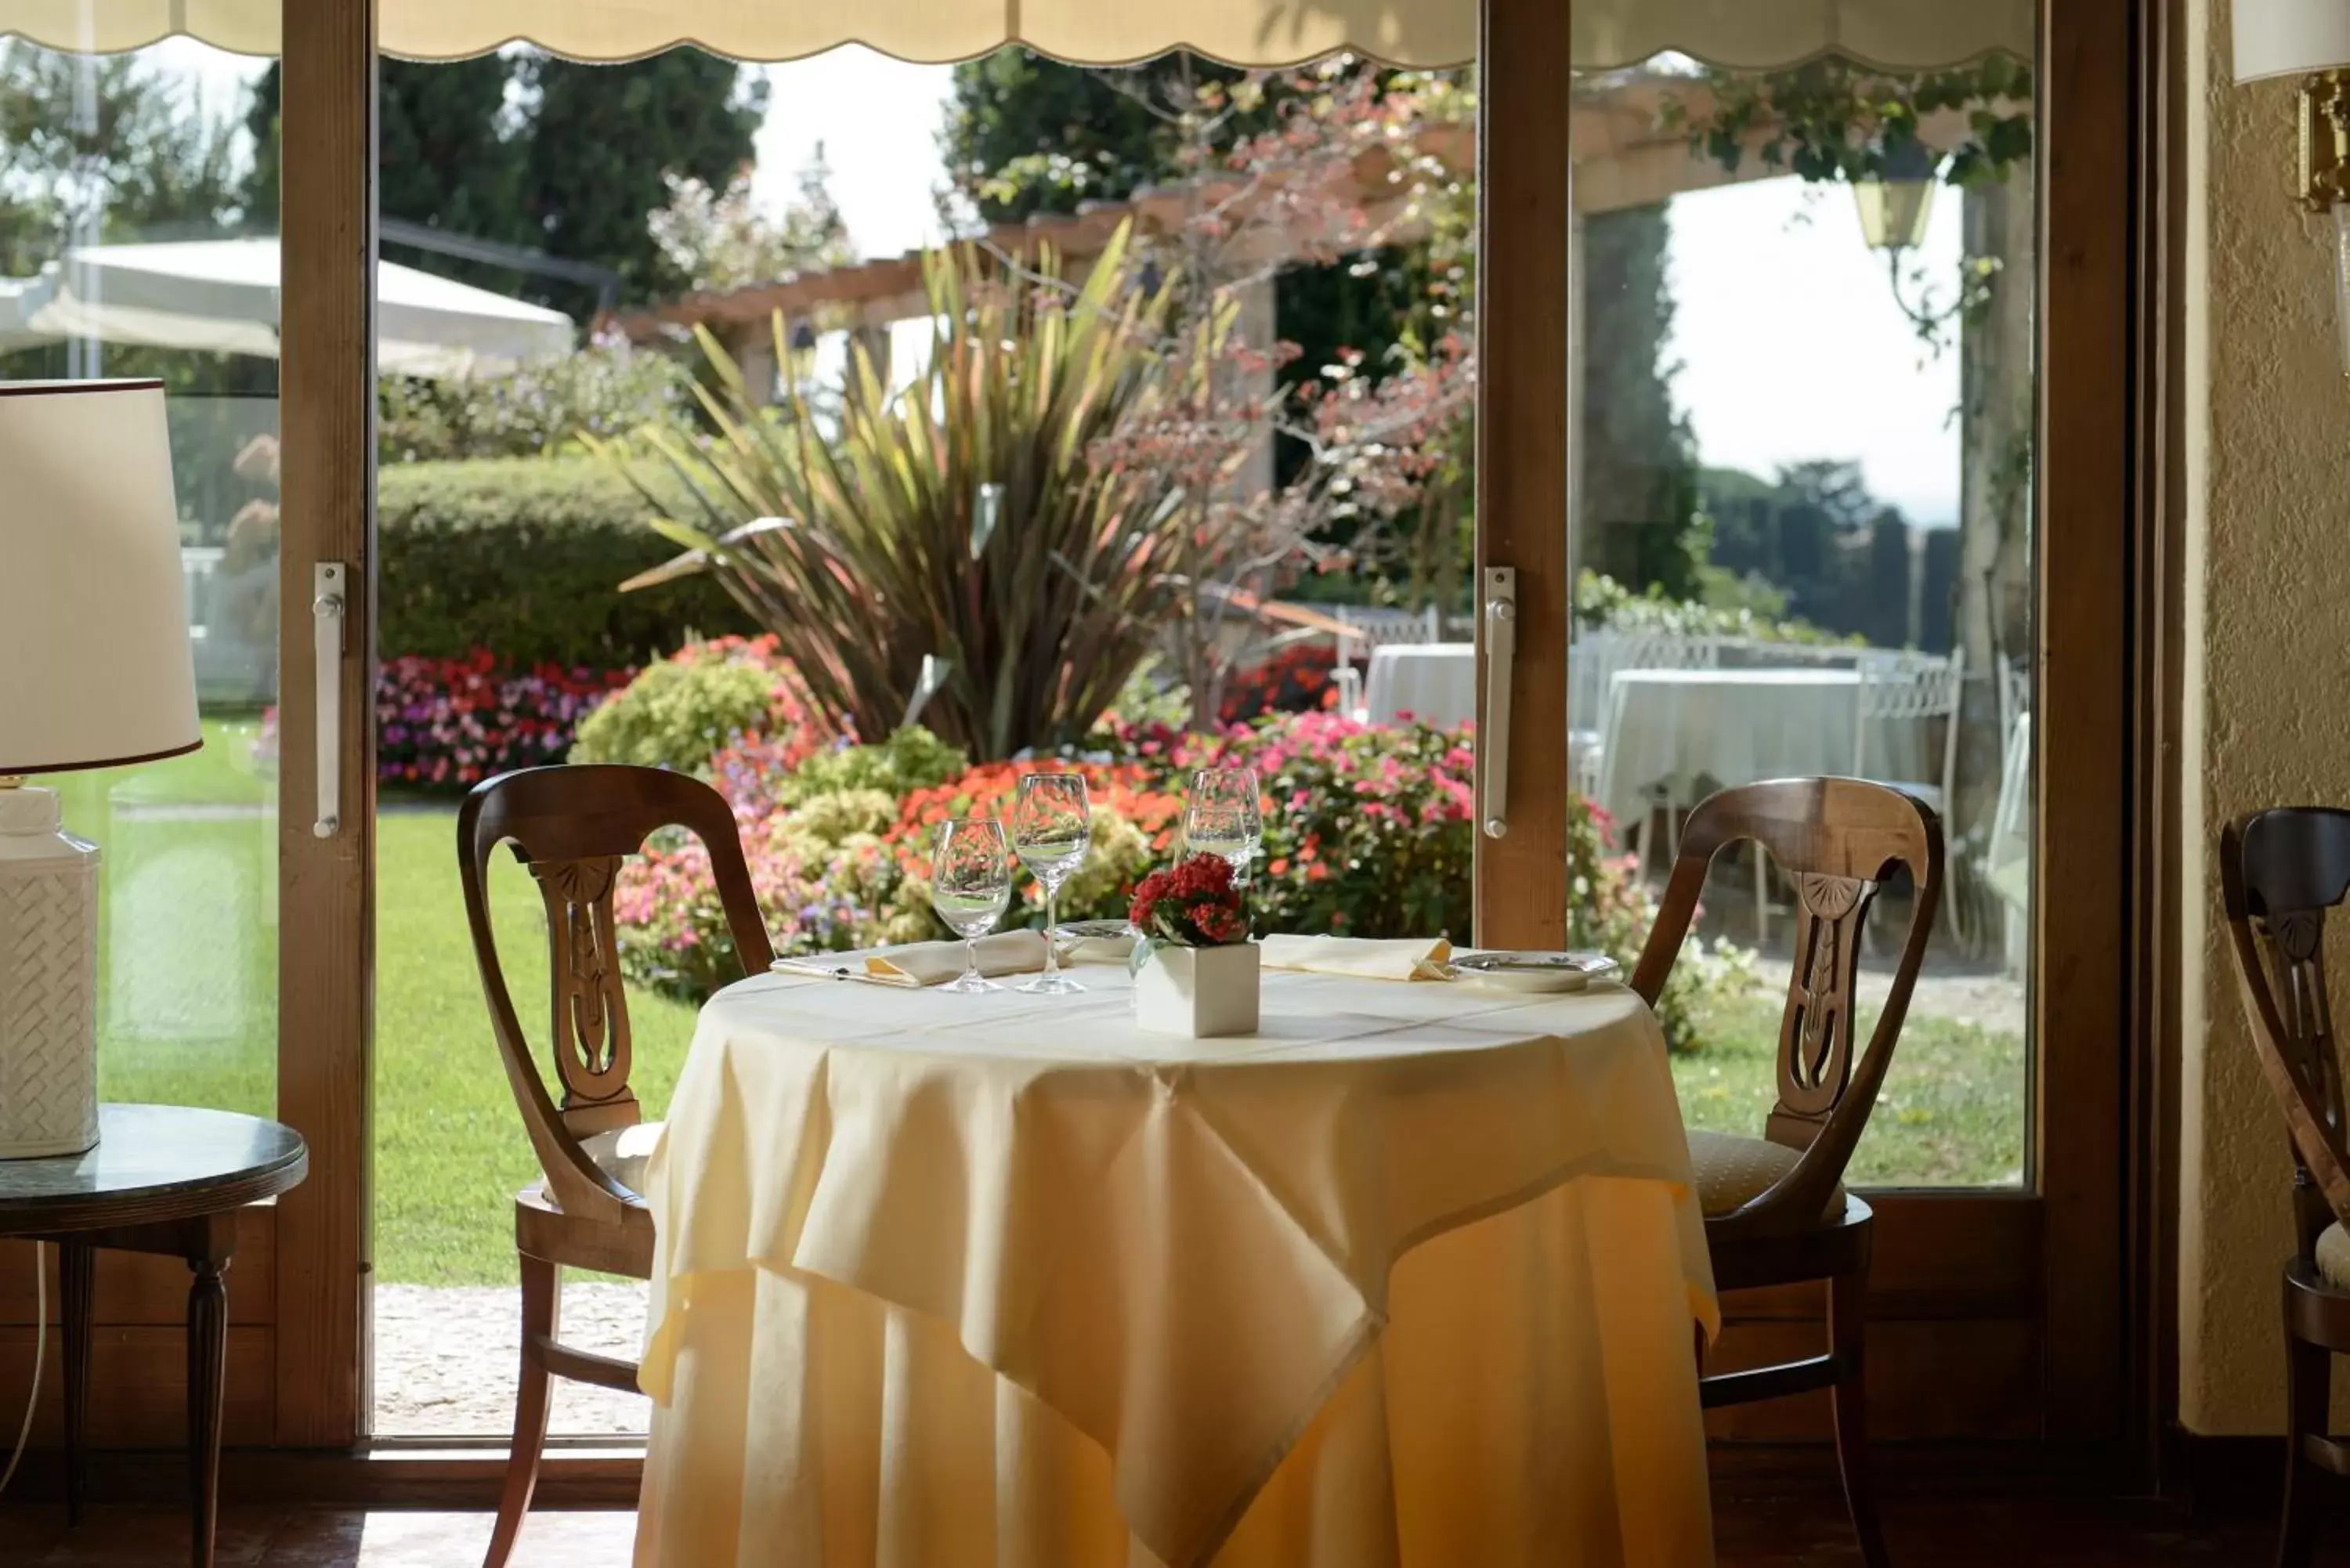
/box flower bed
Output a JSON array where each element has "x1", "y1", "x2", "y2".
[
  {"x1": 378, "y1": 653, "x2": 635, "y2": 791},
  {"x1": 1219, "y1": 641, "x2": 1342, "y2": 724},
  {"x1": 611, "y1": 707, "x2": 1752, "y2": 1050},
  {"x1": 258, "y1": 653, "x2": 638, "y2": 793}
]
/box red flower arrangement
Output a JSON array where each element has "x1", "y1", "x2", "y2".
[{"x1": 1129, "y1": 854, "x2": 1249, "y2": 948}]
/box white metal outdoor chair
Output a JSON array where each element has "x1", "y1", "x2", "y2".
[
  {"x1": 1998, "y1": 656, "x2": 2030, "y2": 753},
  {"x1": 1987, "y1": 707, "x2": 2032, "y2": 979},
  {"x1": 1853, "y1": 648, "x2": 1965, "y2": 814},
  {"x1": 1849, "y1": 646, "x2": 1968, "y2": 941}
]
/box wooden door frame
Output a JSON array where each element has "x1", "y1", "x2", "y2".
[
  {"x1": 273, "y1": 0, "x2": 378, "y2": 1449},
  {"x1": 1471, "y1": 0, "x2": 1572, "y2": 949},
  {"x1": 1474, "y1": 0, "x2": 2164, "y2": 1459}
]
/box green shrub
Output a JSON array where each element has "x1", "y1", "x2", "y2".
[
  {"x1": 378, "y1": 344, "x2": 694, "y2": 464},
  {"x1": 1574, "y1": 569, "x2": 1857, "y2": 646},
  {"x1": 379, "y1": 457, "x2": 750, "y2": 667},
  {"x1": 569, "y1": 659, "x2": 778, "y2": 771},
  {"x1": 775, "y1": 726, "x2": 967, "y2": 806},
  {"x1": 571, "y1": 634, "x2": 829, "y2": 775}
]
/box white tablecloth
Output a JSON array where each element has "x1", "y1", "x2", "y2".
[
  {"x1": 634, "y1": 960, "x2": 1719, "y2": 1568},
  {"x1": 1595, "y1": 668, "x2": 1928, "y2": 829},
  {"x1": 1364, "y1": 643, "x2": 1475, "y2": 729}
]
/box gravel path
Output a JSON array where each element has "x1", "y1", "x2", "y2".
[{"x1": 374, "y1": 1282, "x2": 649, "y2": 1437}]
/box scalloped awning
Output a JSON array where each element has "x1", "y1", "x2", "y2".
[{"x1": 1, "y1": 1, "x2": 2034, "y2": 69}]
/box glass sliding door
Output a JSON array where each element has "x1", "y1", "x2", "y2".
[
  {"x1": 1561, "y1": 30, "x2": 2037, "y2": 1188},
  {"x1": 0, "y1": 9, "x2": 295, "y2": 1451},
  {"x1": 1480, "y1": 0, "x2": 2141, "y2": 1445},
  {"x1": 4, "y1": 38, "x2": 284, "y2": 1114},
  {"x1": 365, "y1": 41, "x2": 1486, "y2": 1440}
]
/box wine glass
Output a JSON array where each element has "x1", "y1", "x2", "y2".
[
  {"x1": 1185, "y1": 767, "x2": 1264, "y2": 880},
  {"x1": 930, "y1": 818, "x2": 1012, "y2": 994},
  {"x1": 1013, "y1": 773, "x2": 1091, "y2": 995}
]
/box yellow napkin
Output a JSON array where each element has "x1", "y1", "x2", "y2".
[
  {"x1": 781, "y1": 930, "x2": 1050, "y2": 988},
  {"x1": 1258, "y1": 934, "x2": 1455, "y2": 981}
]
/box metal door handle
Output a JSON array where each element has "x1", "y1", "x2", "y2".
[
  {"x1": 1481, "y1": 567, "x2": 1517, "y2": 839},
  {"x1": 313, "y1": 562, "x2": 346, "y2": 839}
]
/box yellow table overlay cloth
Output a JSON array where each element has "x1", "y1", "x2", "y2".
[{"x1": 634, "y1": 964, "x2": 1720, "y2": 1568}]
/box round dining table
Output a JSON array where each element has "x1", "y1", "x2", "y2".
[
  {"x1": 1362, "y1": 643, "x2": 1476, "y2": 730},
  {"x1": 1595, "y1": 667, "x2": 1929, "y2": 831},
  {"x1": 632, "y1": 955, "x2": 1719, "y2": 1568}
]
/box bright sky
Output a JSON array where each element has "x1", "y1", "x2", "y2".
[
  {"x1": 146, "y1": 42, "x2": 1965, "y2": 526},
  {"x1": 1665, "y1": 177, "x2": 1965, "y2": 527}
]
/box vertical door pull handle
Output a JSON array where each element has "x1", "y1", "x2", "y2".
[
  {"x1": 1481, "y1": 566, "x2": 1517, "y2": 839},
  {"x1": 313, "y1": 562, "x2": 346, "y2": 840}
]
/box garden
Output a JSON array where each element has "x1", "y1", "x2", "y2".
[{"x1": 62, "y1": 50, "x2": 2029, "y2": 1305}]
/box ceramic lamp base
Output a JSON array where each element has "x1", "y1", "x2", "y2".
[
  {"x1": 0, "y1": 785, "x2": 100, "y2": 1158},
  {"x1": 1133, "y1": 942, "x2": 1260, "y2": 1039}
]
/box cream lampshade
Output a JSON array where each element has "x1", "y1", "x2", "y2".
[
  {"x1": 2232, "y1": 1, "x2": 2350, "y2": 378},
  {"x1": 0, "y1": 379, "x2": 199, "y2": 1158},
  {"x1": 2234, "y1": 0, "x2": 2350, "y2": 82}
]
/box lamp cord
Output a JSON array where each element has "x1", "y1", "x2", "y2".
[{"x1": 0, "y1": 1241, "x2": 44, "y2": 1497}]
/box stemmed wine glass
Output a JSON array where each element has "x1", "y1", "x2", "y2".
[
  {"x1": 1012, "y1": 773, "x2": 1091, "y2": 995},
  {"x1": 1184, "y1": 767, "x2": 1264, "y2": 880},
  {"x1": 931, "y1": 818, "x2": 1012, "y2": 994}
]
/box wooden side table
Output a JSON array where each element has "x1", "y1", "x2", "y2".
[{"x1": 0, "y1": 1104, "x2": 307, "y2": 1568}]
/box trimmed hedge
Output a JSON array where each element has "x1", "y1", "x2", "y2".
[{"x1": 378, "y1": 457, "x2": 751, "y2": 667}]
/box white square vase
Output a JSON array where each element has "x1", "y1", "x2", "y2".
[{"x1": 1134, "y1": 942, "x2": 1260, "y2": 1039}]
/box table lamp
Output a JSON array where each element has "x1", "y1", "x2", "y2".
[{"x1": 0, "y1": 380, "x2": 200, "y2": 1158}]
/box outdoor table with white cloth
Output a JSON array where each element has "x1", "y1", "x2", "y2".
[
  {"x1": 633, "y1": 952, "x2": 1720, "y2": 1568},
  {"x1": 1596, "y1": 667, "x2": 1929, "y2": 832},
  {"x1": 1363, "y1": 642, "x2": 1476, "y2": 729}
]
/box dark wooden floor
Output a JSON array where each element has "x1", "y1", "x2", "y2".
[{"x1": 1, "y1": 1487, "x2": 2341, "y2": 1566}]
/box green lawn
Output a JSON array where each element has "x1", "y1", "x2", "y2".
[
  {"x1": 74, "y1": 732, "x2": 2026, "y2": 1284},
  {"x1": 1673, "y1": 996, "x2": 2026, "y2": 1187},
  {"x1": 373, "y1": 806, "x2": 700, "y2": 1284},
  {"x1": 69, "y1": 717, "x2": 278, "y2": 1118}
]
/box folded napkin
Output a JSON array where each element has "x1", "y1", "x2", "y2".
[
  {"x1": 784, "y1": 930, "x2": 1050, "y2": 988},
  {"x1": 1258, "y1": 934, "x2": 1455, "y2": 981}
]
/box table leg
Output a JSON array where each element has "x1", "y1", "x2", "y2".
[
  {"x1": 186, "y1": 1252, "x2": 229, "y2": 1568},
  {"x1": 60, "y1": 1239, "x2": 94, "y2": 1526}
]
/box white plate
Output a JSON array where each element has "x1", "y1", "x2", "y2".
[
  {"x1": 1054, "y1": 920, "x2": 1137, "y2": 963},
  {"x1": 1452, "y1": 951, "x2": 1619, "y2": 993}
]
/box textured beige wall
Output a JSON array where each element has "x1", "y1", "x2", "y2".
[{"x1": 2179, "y1": 0, "x2": 2350, "y2": 1433}]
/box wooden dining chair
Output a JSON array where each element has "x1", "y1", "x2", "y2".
[
  {"x1": 1631, "y1": 776, "x2": 1943, "y2": 1568},
  {"x1": 2220, "y1": 806, "x2": 2350, "y2": 1568},
  {"x1": 456, "y1": 764, "x2": 776, "y2": 1568}
]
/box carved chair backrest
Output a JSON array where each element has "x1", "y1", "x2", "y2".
[
  {"x1": 1630, "y1": 777, "x2": 1943, "y2": 1241},
  {"x1": 456, "y1": 764, "x2": 776, "y2": 1227},
  {"x1": 2221, "y1": 807, "x2": 2350, "y2": 1261}
]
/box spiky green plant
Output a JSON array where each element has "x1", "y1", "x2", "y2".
[{"x1": 599, "y1": 223, "x2": 1204, "y2": 761}]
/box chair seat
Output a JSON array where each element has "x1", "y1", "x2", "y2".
[
  {"x1": 579, "y1": 1121, "x2": 663, "y2": 1199},
  {"x1": 1688, "y1": 1129, "x2": 1846, "y2": 1219},
  {"x1": 2317, "y1": 1223, "x2": 2350, "y2": 1291}
]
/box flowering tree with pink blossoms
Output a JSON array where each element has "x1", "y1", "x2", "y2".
[{"x1": 990, "y1": 59, "x2": 1479, "y2": 728}]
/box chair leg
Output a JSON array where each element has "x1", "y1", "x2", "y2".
[
  {"x1": 2280, "y1": 1326, "x2": 2331, "y2": 1568},
  {"x1": 485, "y1": 1253, "x2": 561, "y2": 1568},
  {"x1": 1828, "y1": 1267, "x2": 1892, "y2": 1568}
]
